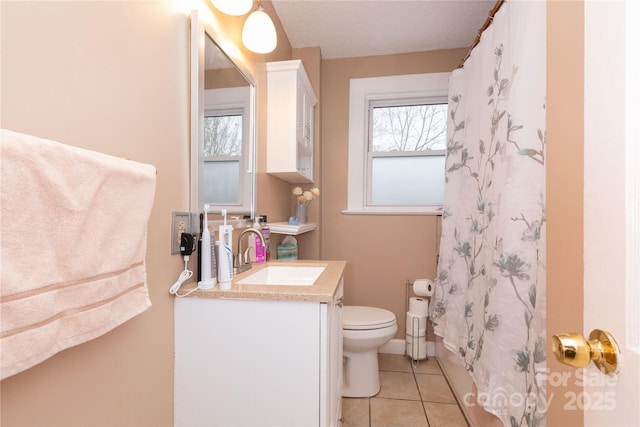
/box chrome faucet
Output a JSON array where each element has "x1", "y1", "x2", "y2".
[{"x1": 234, "y1": 227, "x2": 266, "y2": 274}]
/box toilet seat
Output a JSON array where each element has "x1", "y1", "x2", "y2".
[{"x1": 343, "y1": 306, "x2": 396, "y2": 330}]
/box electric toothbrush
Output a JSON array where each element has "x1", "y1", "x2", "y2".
[
  {"x1": 218, "y1": 208, "x2": 233, "y2": 290},
  {"x1": 198, "y1": 204, "x2": 215, "y2": 289}
]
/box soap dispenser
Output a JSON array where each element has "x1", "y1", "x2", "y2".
[
  {"x1": 260, "y1": 215, "x2": 271, "y2": 261},
  {"x1": 253, "y1": 217, "x2": 265, "y2": 263}
]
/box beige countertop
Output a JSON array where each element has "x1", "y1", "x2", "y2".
[{"x1": 176, "y1": 259, "x2": 346, "y2": 303}]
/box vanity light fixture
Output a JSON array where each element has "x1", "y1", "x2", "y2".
[
  {"x1": 210, "y1": 0, "x2": 253, "y2": 16},
  {"x1": 242, "y1": 3, "x2": 277, "y2": 54}
]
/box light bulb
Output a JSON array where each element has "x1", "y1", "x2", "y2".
[
  {"x1": 210, "y1": 0, "x2": 253, "y2": 16},
  {"x1": 242, "y1": 6, "x2": 277, "y2": 54}
]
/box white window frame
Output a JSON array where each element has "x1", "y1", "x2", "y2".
[
  {"x1": 204, "y1": 87, "x2": 252, "y2": 213},
  {"x1": 344, "y1": 72, "x2": 450, "y2": 215}
]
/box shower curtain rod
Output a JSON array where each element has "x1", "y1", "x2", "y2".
[{"x1": 458, "y1": 0, "x2": 506, "y2": 68}]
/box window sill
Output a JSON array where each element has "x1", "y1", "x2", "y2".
[{"x1": 341, "y1": 208, "x2": 443, "y2": 216}]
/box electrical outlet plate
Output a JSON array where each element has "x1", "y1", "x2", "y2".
[{"x1": 171, "y1": 211, "x2": 191, "y2": 254}]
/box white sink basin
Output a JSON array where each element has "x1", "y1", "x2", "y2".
[{"x1": 236, "y1": 265, "x2": 326, "y2": 286}]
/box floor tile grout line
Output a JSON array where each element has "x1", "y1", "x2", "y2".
[
  {"x1": 412, "y1": 356, "x2": 470, "y2": 425},
  {"x1": 342, "y1": 355, "x2": 467, "y2": 427},
  {"x1": 371, "y1": 396, "x2": 424, "y2": 403},
  {"x1": 431, "y1": 357, "x2": 472, "y2": 427},
  {"x1": 410, "y1": 357, "x2": 433, "y2": 426}
]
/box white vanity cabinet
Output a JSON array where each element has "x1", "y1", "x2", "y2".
[
  {"x1": 174, "y1": 280, "x2": 343, "y2": 426},
  {"x1": 266, "y1": 60, "x2": 318, "y2": 184}
]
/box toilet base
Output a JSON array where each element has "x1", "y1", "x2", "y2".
[{"x1": 342, "y1": 349, "x2": 380, "y2": 397}]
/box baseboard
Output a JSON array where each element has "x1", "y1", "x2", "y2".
[
  {"x1": 426, "y1": 340, "x2": 435, "y2": 357},
  {"x1": 378, "y1": 339, "x2": 404, "y2": 355},
  {"x1": 378, "y1": 339, "x2": 436, "y2": 357}
]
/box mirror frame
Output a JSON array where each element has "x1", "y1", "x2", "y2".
[{"x1": 190, "y1": 10, "x2": 257, "y2": 223}]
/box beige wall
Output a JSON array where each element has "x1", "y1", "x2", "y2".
[
  {"x1": 0, "y1": 0, "x2": 291, "y2": 425},
  {"x1": 320, "y1": 49, "x2": 466, "y2": 339},
  {"x1": 292, "y1": 47, "x2": 323, "y2": 260}
]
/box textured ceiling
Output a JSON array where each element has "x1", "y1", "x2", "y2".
[{"x1": 271, "y1": 0, "x2": 496, "y2": 59}]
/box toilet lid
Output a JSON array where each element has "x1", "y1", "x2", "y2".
[{"x1": 343, "y1": 306, "x2": 396, "y2": 330}]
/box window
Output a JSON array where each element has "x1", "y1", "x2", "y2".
[
  {"x1": 203, "y1": 87, "x2": 252, "y2": 213},
  {"x1": 203, "y1": 111, "x2": 243, "y2": 204},
  {"x1": 345, "y1": 73, "x2": 450, "y2": 214},
  {"x1": 369, "y1": 101, "x2": 447, "y2": 206}
]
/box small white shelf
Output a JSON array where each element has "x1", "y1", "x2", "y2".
[{"x1": 268, "y1": 222, "x2": 317, "y2": 235}]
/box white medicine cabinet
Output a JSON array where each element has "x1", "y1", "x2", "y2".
[{"x1": 266, "y1": 60, "x2": 317, "y2": 184}]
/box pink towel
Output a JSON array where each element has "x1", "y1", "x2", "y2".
[{"x1": 0, "y1": 129, "x2": 156, "y2": 380}]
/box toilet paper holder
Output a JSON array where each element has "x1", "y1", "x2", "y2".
[{"x1": 404, "y1": 279, "x2": 432, "y2": 367}]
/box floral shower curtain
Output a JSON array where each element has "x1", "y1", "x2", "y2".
[{"x1": 429, "y1": 2, "x2": 546, "y2": 426}]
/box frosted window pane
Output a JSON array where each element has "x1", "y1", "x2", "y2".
[
  {"x1": 203, "y1": 160, "x2": 240, "y2": 204},
  {"x1": 370, "y1": 156, "x2": 445, "y2": 205}
]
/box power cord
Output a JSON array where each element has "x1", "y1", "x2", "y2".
[
  {"x1": 169, "y1": 255, "x2": 195, "y2": 297},
  {"x1": 169, "y1": 233, "x2": 197, "y2": 297}
]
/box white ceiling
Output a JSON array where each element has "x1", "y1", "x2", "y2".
[{"x1": 270, "y1": 0, "x2": 496, "y2": 59}]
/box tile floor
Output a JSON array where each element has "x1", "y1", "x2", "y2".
[{"x1": 341, "y1": 354, "x2": 469, "y2": 427}]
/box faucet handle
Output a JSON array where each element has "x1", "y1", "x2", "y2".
[{"x1": 233, "y1": 253, "x2": 239, "y2": 268}]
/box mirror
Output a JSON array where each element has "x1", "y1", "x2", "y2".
[{"x1": 190, "y1": 10, "x2": 256, "y2": 223}]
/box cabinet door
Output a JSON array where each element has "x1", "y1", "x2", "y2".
[
  {"x1": 175, "y1": 298, "x2": 321, "y2": 426},
  {"x1": 302, "y1": 86, "x2": 314, "y2": 150},
  {"x1": 266, "y1": 60, "x2": 316, "y2": 184},
  {"x1": 330, "y1": 281, "x2": 344, "y2": 426},
  {"x1": 296, "y1": 82, "x2": 313, "y2": 180},
  {"x1": 320, "y1": 280, "x2": 344, "y2": 426}
]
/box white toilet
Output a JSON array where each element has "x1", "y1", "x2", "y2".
[{"x1": 342, "y1": 306, "x2": 398, "y2": 397}]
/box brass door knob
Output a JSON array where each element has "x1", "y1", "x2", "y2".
[{"x1": 551, "y1": 329, "x2": 620, "y2": 375}]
